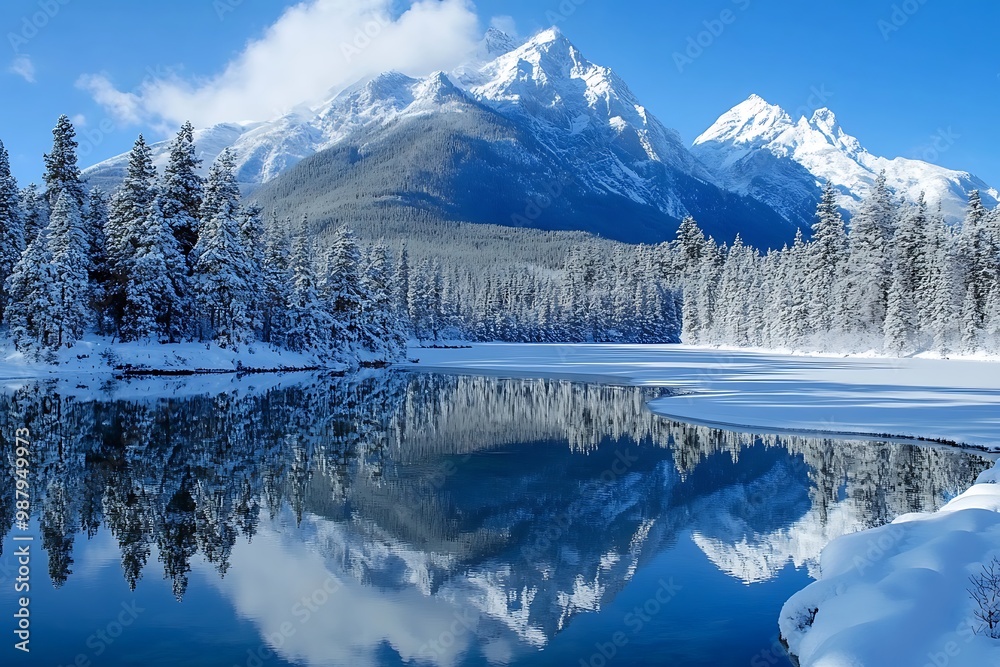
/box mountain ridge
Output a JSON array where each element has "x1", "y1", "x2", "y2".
[
  {"x1": 692, "y1": 94, "x2": 998, "y2": 227},
  {"x1": 83, "y1": 29, "x2": 996, "y2": 246}
]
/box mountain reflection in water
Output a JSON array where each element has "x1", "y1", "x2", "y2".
[{"x1": 0, "y1": 373, "x2": 991, "y2": 667}]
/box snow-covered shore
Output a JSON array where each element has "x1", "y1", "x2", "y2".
[
  {"x1": 0, "y1": 336, "x2": 334, "y2": 380},
  {"x1": 407, "y1": 343, "x2": 1000, "y2": 666}
]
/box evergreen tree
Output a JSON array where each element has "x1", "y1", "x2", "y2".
[
  {"x1": 239, "y1": 203, "x2": 266, "y2": 338},
  {"x1": 808, "y1": 182, "x2": 848, "y2": 334},
  {"x1": 286, "y1": 224, "x2": 327, "y2": 352},
  {"x1": 260, "y1": 223, "x2": 292, "y2": 347},
  {"x1": 46, "y1": 191, "x2": 90, "y2": 347},
  {"x1": 393, "y1": 243, "x2": 411, "y2": 334},
  {"x1": 42, "y1": 115, "x2": 86, "y2": 209},
  {"x1": 106, "y1": 136, "x2": 158, "y2": 331},
  {"x1": 3, "y1": 221, "x2": 57, "y2": 356},
  {"x1": 20, "y1": 183, "x2": 47, "y2": 244},
  {"x1": 161, "y1": 121, "x2": 203, "y2": 265},
  {"x1": 676, "y1": 215, "x2": 706, "y2": 274},
  {"x1": 0, "y1": 140, "x2": 25, "y2": 318},
  {"x1": 361, "y1": 242, "x2": 406, "y2": 361},
  {"x1": 123, "y1": 194, "x2": 186, "y2": 342},
  {"x1": 883, "y1": 265, "x2": 916, "y2": 354},
  {"x1": 82, "y1": 187, "x2": 111, "y2": 333},
  {"x1": 843, "y1": 172, "x2": 894, "y2": 335},
  {"x1": 192, "y1": 151, "x2": 253, "y2": 348},
  {"x1": 321, "y1": 226, "x2": 365, "y2": 352}
]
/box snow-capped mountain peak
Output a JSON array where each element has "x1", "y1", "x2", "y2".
[
  {"x1": 692, "y1": 95, "x2": 997, "y2": 226},
  {"x1": 480, "y1": 26, "x2": 522, "y2": 59},
  {"x1": 694, "y1": 94, "x2": 792, "y2": 146}
]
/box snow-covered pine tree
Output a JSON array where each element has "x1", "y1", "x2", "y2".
[
  {"x1": 286, "y1": 225, "x2": 328, "y2": 353},
  {"x1": 925, "y1": 206, "x2": 960, "y2": 354},
  {"x1": 788, "y1": 230, "x2": 812, "y2": 348},
  {"x1": 3, "y1": 222, "x2": 57, "y2": 356},
  {"x1": 320, "y1": 226, "x2": 365, "y2": 354},
  {"x1": 106, "y1": 136, "x2": 158, "y2": 332},
  {"x1": 82, "y1": 187, "x2": 111, "y2": 333},
  {"x1": 361, "y1": 242, "x2": 406, "y2": 361},
  {"x1": 239, "y1": 203, "x2": 266, "y2": 338},
  {"x1": 161, "y1": 121, "x2": 203, "y2": 266},
  {"x1": 260, "y1": 219, "x2": 292, "y2": 348},
  {"x1": 960, "y1": 282, "x2": 981, "y2": 353},
  {"x1": 843, "y1": 171, "x2": 894, "y2": 337},
  {"x1": 984, "y1": 285, "x2": 1000, "y2": 354},
  {"x1": 884, "y1": 264, "x2": 917, "y2": 354},
  {"x1": 20, "y1": 183, "x2": 47, "y2": 243},
  {"x1": 192, "y1": 150, "x2": 253, "y2": 348},
  {"x1": 717, "y1": 235, "x2": 752, "y2": 346},
  {"x1": 393, "y1": 243, "x2": 411, "y2": 335},
  {"x1": 42, "y1": 115, "x2": 86, "y2": 210},
  {"x1": 0, "y1": 140, "x2": 25, "y2": 319},
  {"x1": 45, "y1": 191, "x2": 90, "y2": 348},
  {"x1": 676, "y1": 215, "x2": 706, "y2": 275},
  {"x1": 808, "y1": 182, "x2": 848, "y2": 336},
  {"x1": 123, "y1": 194, "x2": 186, "y2": 342},
  {"x1": 892, "y1": 195, "x2": 937, "y2": 330}
]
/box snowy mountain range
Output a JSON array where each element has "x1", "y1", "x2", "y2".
[
  {"x1": 693, "y1": 94, "x2": 999, "y2": 228},
  {"x1": 84, "y1": 28, "x2": 996, "y2": 246}
]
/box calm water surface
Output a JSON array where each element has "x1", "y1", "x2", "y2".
[{"x1": 0, "y1": 372, "x2": 992, "y2": 667}]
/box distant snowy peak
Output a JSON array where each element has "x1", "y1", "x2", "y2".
[
  {"x1": 693, "y1": 94, "x2": 998, "y2": 225},
  {"x1": 694, "y1": 94, "x2": 793, "y2": 146}
]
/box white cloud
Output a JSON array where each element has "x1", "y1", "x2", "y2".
[
  {"x1": 8, "y1": 55, "x2": 36, "y2": 83},
  {"x1": 78, "y1": 0, "x2": 481, "y2": 129},
  {"x1": 71, "y1": 114, "x2": 87, "y2": 127}
]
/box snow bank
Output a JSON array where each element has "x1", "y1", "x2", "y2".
[
  {"x1": 0, "y1": 336, "x2": 334, "y2": 380},
  {"x1": 779, "y1": 465, "x2": 1000, "y2": 666}
]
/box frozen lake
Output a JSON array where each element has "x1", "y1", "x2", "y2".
[{"x1": 0, "y1": 372, "x2": 992, "y2": 666}]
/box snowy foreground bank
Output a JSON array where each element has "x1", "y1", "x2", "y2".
[
  {"x1": 409, "y1": 343, "x2": 1000, "y2": 666},
  {"x1": 0, "y1": 336, "x2": 331, "y2": 380}
]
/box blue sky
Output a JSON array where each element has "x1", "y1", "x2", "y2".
[{"x1": 1, "y1": 0, "x2": 998, "y2": 186}]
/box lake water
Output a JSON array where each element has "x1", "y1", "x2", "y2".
[{"x1": 0, "y1": 372, "x2": 992, "y2": 667}]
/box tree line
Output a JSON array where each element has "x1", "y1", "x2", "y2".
[
  {"x1": 676, "y1": 178, "x2": 1000, "y2": 356},
  {"x1": 0, "y1": 117, "x2": 407, "y2": 363}
]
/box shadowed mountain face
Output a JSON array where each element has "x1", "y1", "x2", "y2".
[
  {"x1": 248, "y1": 90, "x2": 794, "y2": 247},
  {"x1": 0, "y1": 373, "x2": 990, "y2": 666}
]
